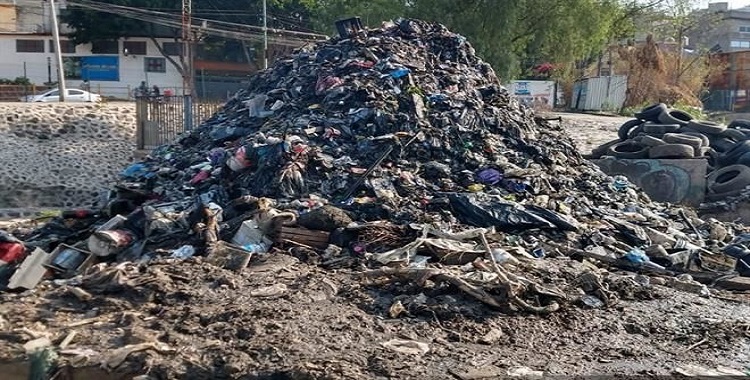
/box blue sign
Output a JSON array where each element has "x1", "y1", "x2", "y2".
[
  {"x1": 81, "y1": 56, "x2": 119, "y2": 81},
  {"x1": 514, "y1": 81, "x2": 530, "y2": 95}
]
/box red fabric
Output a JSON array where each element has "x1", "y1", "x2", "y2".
[{"x1": 0, "y1": 242, "x2": 25, "y2": 264}]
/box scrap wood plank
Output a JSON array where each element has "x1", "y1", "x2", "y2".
[
  {"x1": 715, "y1": 276, "x2": 750, "y2": 291},
  {"x1": 277, "y1": 227, "x2": 330, "y2": 249}
]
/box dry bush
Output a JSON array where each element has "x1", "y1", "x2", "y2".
[{"x1": 616, "y1": 34, "x2": 725, "y2": 108}]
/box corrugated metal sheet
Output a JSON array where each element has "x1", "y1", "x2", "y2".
[{"x1": 571, "y1": 75, "x2": 627, "y2": 111}]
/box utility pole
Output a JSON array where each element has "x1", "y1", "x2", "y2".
[
  {"x1": 182, "y1": 0, "x2": 193, "y2": 130},
  {"x1": 263, "y1": 0, "x2": 268, "y2": 69},
  {"x1": 50, "y1": 0, "x2": 66, "y2": 101}
]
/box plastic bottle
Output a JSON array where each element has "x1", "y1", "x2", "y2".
[
  {"x1": 242, "y1": 241, "x2": 270, "y2": 253},
  {"x1": 624, "y1": 247, "x2": 665, "y2": 270}
]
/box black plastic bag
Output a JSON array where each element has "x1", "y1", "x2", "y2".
[
  {"x1": 524, "y1": 204, "x2": 579, "y2": 232},
  {"x1": 447, "y1": 193, "x2": 556, "y2": 232}
]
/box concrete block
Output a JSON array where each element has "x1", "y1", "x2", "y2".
[{"x1": 593, "y1": 158, "x2": 707, "y2": 206}]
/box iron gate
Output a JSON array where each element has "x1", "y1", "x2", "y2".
[{"x1": 135, "y1": 95, "x2": 225, "y2": 150}]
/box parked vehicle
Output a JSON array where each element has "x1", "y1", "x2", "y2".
[{"x1": 20, "y1": 89, "x2": 102, "y2": 103}]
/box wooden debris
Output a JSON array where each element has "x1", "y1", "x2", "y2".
[
  {"x1": 102, "y1": 342, "x2": 174, "y2": 369},
  {"x1": 67, "y1": 286, "x2": 93, "y2": 301},
  {"x1": 277, "y1": 227, "x2": 330, "y2": 249},
  {"x1": 59, "y1": 331, "x2": 78, "y2": 349}
]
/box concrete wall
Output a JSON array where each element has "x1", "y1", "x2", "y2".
[{"x1": 0, "y1": 102, "x2": 136, "y2": 209}]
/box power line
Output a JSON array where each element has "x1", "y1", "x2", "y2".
[
  {"x1": 65, "y1": 1, "x2": 324, "y2": 47},
  {"x1": 67, "y1": 0, "x2": 327, "y2": 40}
]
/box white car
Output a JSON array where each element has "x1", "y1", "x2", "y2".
[{"x1": 22, "y1": 89, "x2": 102, "y2": 103}]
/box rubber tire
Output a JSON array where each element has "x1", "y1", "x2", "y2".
[
  {"x1": 590, "y1": 139, "x2": 620, "y2": 159},
  {"x1": 737, "y1": 128, "x2": 750, "y2": 138},
  {"x1": 627, "y1": 124, "x2": 645, "y2": 140},
  {"x1": 648, "y1": 143, "x2": 695, "y2": 159},
  {"x1": 662, "y1": 133, "x2": 703, "y2": 149},
  {"x1": 706, "y1": 147, "x2": 720, "y2": 168},
  {"x1": 687, "y1": 120, "x2": 727, "y2": 135},
  {"x1": 618, "y1": 119, "x2": 644, "y2": 141},
  {"x1": 607, "y1": 141, "x2": 649, "y2": 159},
  {"x1": 711, "y1": 137, "x2": 738, "y2": 153},
  {"x1": 738, "y1": 151, "x2": 750, "y2": 167},
  {"x1": 705, "y1": 188, "x2": 745, "y2": 202},
  {"x1": 721, "y1": 128, "x2": 746, "y2": 141},
  {"x1": 634, "y1": 103, "x2": 667, "y2": 122},
  {"x1": 707, "y1": 164, "x2": 750, "y2": 194},
  {"x1": 698, "y1": 146, "x2": 712, "y2": 157},
  {"x1": 718, "y1": 140, "x2": 750, "y2": 166},
  {"x1": 658, "y1": 109, "x2": 693, "y2": 125},
  {"x1": 643, "y1": 122, "x2": 681, "y2": 134},
  {"x1": 636, "y1": 135, "x2": 666, "y2": 147},
  {"x1": 729, "y1": 119, "x2": 750, "y2": 129},
  {"x1": 678, "y1": 131, "x2": 710, "y2": 147}
]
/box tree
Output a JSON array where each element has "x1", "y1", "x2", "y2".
[{"x1": 300, "y1": 0, "x2": 629, "y2": 82}]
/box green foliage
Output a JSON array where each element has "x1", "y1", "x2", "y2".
[
  {"x1": 300, "y1": 0, "x2": 630, "y2": 81},
  {"x1": 0, "y1": 77, "x2": 33, "y2": 85},
  {"x1": 672, "y1": 100, "x2": 706, "y2": 120}
]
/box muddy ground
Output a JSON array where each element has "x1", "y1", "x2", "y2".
[
  {"x1": 1, "y1": 252, "x2": 749, "y2": 379},
  {"x1": 1, "y1": 112, "x2": 750, "y2": 379}
]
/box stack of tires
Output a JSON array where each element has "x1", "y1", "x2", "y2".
[{"x1": 590, "y1": 103, "x2": 750, "y2": 202}]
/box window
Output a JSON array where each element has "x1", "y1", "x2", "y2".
[
  {"x1": 123, "y1": 41, "x2": 147, "y2": 55},
  {"x1": 144, "y1": 57, "x2": 166, "y2": 73},
  {"x1": 162, "y1": 42, "x2": 182, "y2": 56},
  {"x1": 16, "y1": 39, "x2": 44, "y2": 53},
  {"x1": 91, "y1": 40, "x2": 119, "y2": 54},
  {"x1": 45, "y1": 90, "x2": 59, "y2": 97},
  {"x1": 730, "y1": 40, "x2": 750, "y2": 48},
  {"x1": 740, "y1": 26, "x2": 750, "y2": 33},
  {"x1": 69, "y1": 90, "x2": 84, "y2": 95},
  {"x1": 49, "y1": 40, "x2": 76, "y2": 54}
]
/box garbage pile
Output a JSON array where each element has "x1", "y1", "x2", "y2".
[
  {"x1": 2, "y1": 19, "x2": 749, "y2": 315},
  {"x1": 590, "y1": 104, "x2": 750, "y2": 203}
]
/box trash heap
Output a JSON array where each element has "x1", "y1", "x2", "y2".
[
  {"x1": 589, "y1": 104, "x2": 750, "y2": 204},
  {"x1": 2, "y1": 19, "x2": 749, "y2": 315}
]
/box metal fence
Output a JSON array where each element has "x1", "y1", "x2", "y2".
[
  {"x1": 3, "y1": 84, "x2": 236, "y2": 102},
  {"x1": 700, "y1": 89, "x2": 750, "y2": 112},
  {"x1": 135, "y1": 95, "x2": 225, "y2": 150},
  {"x1": 0, "y1": 85, "x2": 56, "y2": 101}
]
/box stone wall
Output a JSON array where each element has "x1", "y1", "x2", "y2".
[{"x1": 0, "y1": 102, "x2": 136, "y2": 209}]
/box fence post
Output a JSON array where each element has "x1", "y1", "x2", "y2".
[
  {"x1": 184, "y1": 94, "x2": 193, "y2": 131},
  {"x1": 135, "y1": 98, "x2": 145, "y2": 150}
]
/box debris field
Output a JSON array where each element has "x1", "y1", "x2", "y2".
[{"x1": 1, "y1": 19, "x2": 750, "y2": 379}]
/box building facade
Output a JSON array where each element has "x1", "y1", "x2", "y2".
[
  {"x1": 689, "y1": 2, "x2": 750, "y2": 53},
  {"x1": 0, "y1": 34, "x2": 186, "y2": 98},
  {"x1": 0, "y1": 0, "x2": 253, "y2": 99}
]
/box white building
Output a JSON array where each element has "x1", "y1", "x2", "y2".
[{"x1": 0, "y1": 0, "x2": 185, "y2": 99}]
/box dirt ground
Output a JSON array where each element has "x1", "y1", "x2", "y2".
[
  {"x1": 1, "y1": 251, "x2": 750, "y2": 379},
  {"x1": 1, "y1": 112, "x2": 750, "y2": 379},
  {"x1": 544, "y1": 112, "x2": 630, "y2": 155}
]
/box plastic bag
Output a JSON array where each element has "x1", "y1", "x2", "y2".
[{"x1": 447, "y1": 193, "x2": 556, "y2": 232}]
